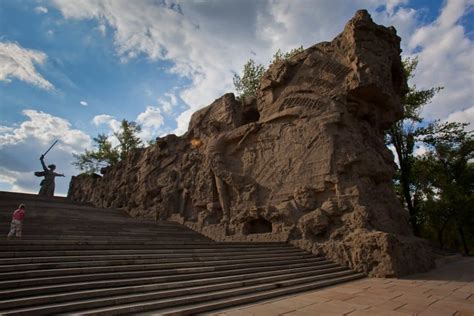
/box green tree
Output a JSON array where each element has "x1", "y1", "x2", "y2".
[
  {"x1": 114, "y1": 119, "x2": 143, "y2": 160},
  {"x1": 271, "y1": 46, "x2": 304, "y2": 64},
  {"x1": 72, "y1": 119, "x2": 142, "y2": 173},
  {"x1": 386, "y1": 57, "x2": 443, "y2": 236},
  {"x1": 417, "y1": 121, "x2": 474, "y2": 254},
  {"x1": 72, "y1": 134, "x2": 119, "y2": 173},
  {"x1": 233, "y1": 46, "x2": 305, "y2": 98},
  {"x1": 233, "y1": 59, "x2": 265, "y2": 99}
]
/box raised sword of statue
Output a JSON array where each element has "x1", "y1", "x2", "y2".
[
  {"x1": 41, "y1": 140, "x2": 59, "y2": 158},
  {"x1": 35, "y1": 140, "x2": 60, "y2": 177}
]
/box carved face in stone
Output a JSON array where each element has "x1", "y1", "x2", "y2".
[{"x1": 293, "y1": 186, "x2": 317, "y2": 212}]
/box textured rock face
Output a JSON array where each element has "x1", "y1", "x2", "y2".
[{"x1": 68, "y1": 10, "x2": 434, "y2": 277}]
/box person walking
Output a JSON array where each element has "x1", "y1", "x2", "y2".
[{"x1": 7, "y1": 204, "x2": 26, "y2": 240}]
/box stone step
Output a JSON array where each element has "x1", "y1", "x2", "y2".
[
  {"x1": 0, "y1": 269, "x2": 361, "y2": 315},
  {"x1": 0, "y1": 246, "x2": 298, "y2": 260},
  {"x1": 0, "y1": 250, "x2": 314, "y2": 273},
  {"x1": 0, "y1": 247, "x2": 305, "y2": 265},
  {"x1": 3, "y1": 218, "x2": 184, "y2": 225},
  {"x1": 0, "y1": 207, "x2": 124, "y2": 216},
  {"x1": 8, "y1": 223, "x2": 189, "y2": 231},
  {"x1": 4, "y1": 231, "x2": 205, "y2": 239},
  {"x1": 0, "y1": 214, "x2": 149, "y2": 222},
  {"x1": 0, "y1": 193, "x2": 105, "y2": 207},
  {"x1": 1, "y1": 215, "x2": 180, "y2": 223},
  {"x1": 0, "y1": 198, "x2": 100, "y2": 204},
  {"x1": 0, "y1": 265, "x2": 347, "y2": 308},
  {"x1": 0, "y1": 191, "x2": 363, "y2": 313},
  {"x1": 3, "y1": 226, "x2": 189, "y2": 235},
  {"x1": 152, "y1": 273, "x2": 365, "y2": 316},
  {"x1": 0, "y1": 208, "x2": 165, "y2": 219},
  {"x1": 0, "y1": 206, "x2": 107, "y2": 212},
  {"x1": 1, "y1": 239, "x2": 287, "y2": 246},
  {"x1": 0, "y1": 240, "x2": 289, "y2": 251},
  {"x1": 0, "y1": 253, "x2": 320, "y2": 280},
  {"x1": 4, "y1": 237, "x2": 208, "y2": 244},
  {"x1": 0, "y1": 257, "x2": 329, "y2": 290},
  {"x1": 6, "y1": 231, "x2": 201, "y2": 239},
  {"x1": 3, "y1": 227, "x2": 197, "y2": 237},
  {"x1": 0, "y1": 205, "x2": 127, "y2": 216},
  {"x1": 6, "y1": 226, "x2": 203, "y2": 233},
  {"x1": 5, "y1": 227, "x2": 194, "y2": 236},
  {"x1": 0, "y1": 262, "x2": 340, "y2": 300},
  {"x1": 1, "y1": 220, "x2": 158, "y2": 229}
]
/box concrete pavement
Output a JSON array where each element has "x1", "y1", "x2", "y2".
[{"x1": 211, "y1": 257, "x2": 474, "y2": 316}]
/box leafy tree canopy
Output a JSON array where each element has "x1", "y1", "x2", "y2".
[
  {"x1": 72, "y1": 119, "x2": 142, "y2": 174},
  {"x1": 233, "y1": 46, "x2": 304, "y2": 99},
  {"x1": 115, "y1": 119, "x2": 142, "y2": 160},
  {"x1": 386, "y1": 57, "x2": 443, "y2": 236},
  {"x1": 416, "y1": 121, "x2": 473, "y2": 253}
]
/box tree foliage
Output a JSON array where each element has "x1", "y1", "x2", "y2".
[
  {"x1": 416, "y1": 122, "x2": 473, "y2": 254},
  {"x1": 386, "y1": 57, "x2": 473, "y2": 254},
  {"x1": 271, "y1": 46, "x2": 304, "y2": 65},
  {"x1": 386, "y1": 57, "x2": 443, "y2": 236},
  {"x1": 233, "y1": 46, "x2": 304, "y2": 98},
  {"x1": 115, "y1": 119, "x2": 142, "y2": 160},
  {"x1": 233, "y1": 59, "x2": 265, "y2": 99},
  {"x1": 72, "y1": 119, "x2": 142, "y2": 174}
]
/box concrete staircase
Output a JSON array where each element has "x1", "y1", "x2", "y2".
[{"x1": 0, "y1": 191, "x2": 364, "y2": 315}]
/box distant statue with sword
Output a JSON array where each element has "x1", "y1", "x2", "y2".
[{"x1": 34, "y1": 140, "x2": 65, "y2": 197}]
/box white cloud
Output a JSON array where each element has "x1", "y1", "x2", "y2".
[
  {"x1": 137, "y1": 106, "x2": 164, "y2": 140},
  {"x1": 373, "y1": 6, "x2": 419, "y2": 49},
  {"x1": 80, "y1": 101, "x2": 88, "y2": 106},
  {"x1": 386, "y1": 0, "x2": 409, "y2": 14},
  {"x1": 51, "y1": 0, "x2": 389, "y2": 135},
  {"x1": 0, "y1": 41, "x2": 54, "y2": 90},
  {"x1": 414, "y1": 143, "x2": 429, "y2": 157},
  {"x1": 387, "y1": 144, "x2": 399, "y2": 166},
  {"x1": 50, "y1": 0, "x2": 473, "y2": 137},
  {"x1": 158, "y1": 92, "x2": 178, "y2": 113},
  {"x1": 92, "y1": 114, "x2": 121, "y2": 132},
  {"x1": 444, "y1": 106, "x2": 474, "y2": 128},
  {"x1": 91, "y1": 114, "x2": 121, "y2": 147},
  {"x1": 34, "y1": 6, "x2": 48, "y2": 14},
  {"x1": 0, "y1": 110, "x2": 92, "y2": 151},
  {"x1": 404, "y1": 0, "x2": 474, "y2": 124},
  {"x1": 0, "y1": 126, "x2": 14, "y2": 134},
  {"x1": 93, "y1": 107, "x2": 165, "y2": 143},
  {"x1": 97, "y1": 24, "x2": 107, "y2": 36},
  {"x1": 0, "y1": 110, "x2": 93, "y2": 195},
  {"x1": 0, "y1": 168, "x2": 38, "y2": 194}
]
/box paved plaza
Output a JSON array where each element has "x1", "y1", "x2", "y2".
[{"x1": 212, "y1": 257, "x2": 474, "y2": 316}]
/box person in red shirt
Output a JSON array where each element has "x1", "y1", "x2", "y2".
[{"x1": 7, "y1": 204, "x2": 26, "y2": 240}]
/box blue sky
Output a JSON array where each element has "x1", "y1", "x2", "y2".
[
  {"x1": 0, "y1": 0, "x2": 187, "y2": 132},
  {"x1": 0, "y1": 0, "x2": 473, "y2": 196}
]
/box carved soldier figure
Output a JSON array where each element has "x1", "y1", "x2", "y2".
[
  {"x1": 205, "y1": 122, "x2": 259, "y2": 223},
  {"x1": 37, "y1": 155, "x2": 64, "y2": 197}
]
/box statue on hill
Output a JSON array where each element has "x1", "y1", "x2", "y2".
[{"x1": 34, "y1": 140, "x2": 65, "y2": 197}]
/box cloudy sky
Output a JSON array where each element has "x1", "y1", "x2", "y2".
[{"x1": 0, "y1": 0, "x2": 473, "y2": 196}]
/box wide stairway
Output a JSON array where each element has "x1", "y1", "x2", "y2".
[{"x1": 0, "y1": 191, "x2": 364, "y2": 315}]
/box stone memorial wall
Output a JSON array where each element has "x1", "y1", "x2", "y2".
[{"x1": 69, "y1": 10, "x2": 434, "y2": 277}]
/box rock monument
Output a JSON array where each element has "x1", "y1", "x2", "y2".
[{"x1": 69, "y1": 10, "x2": 434, "y2": 277}]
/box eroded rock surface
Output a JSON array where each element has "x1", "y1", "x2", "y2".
[{"x1": 68, "y1": 10, "x2": 434, "y2": 277}]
